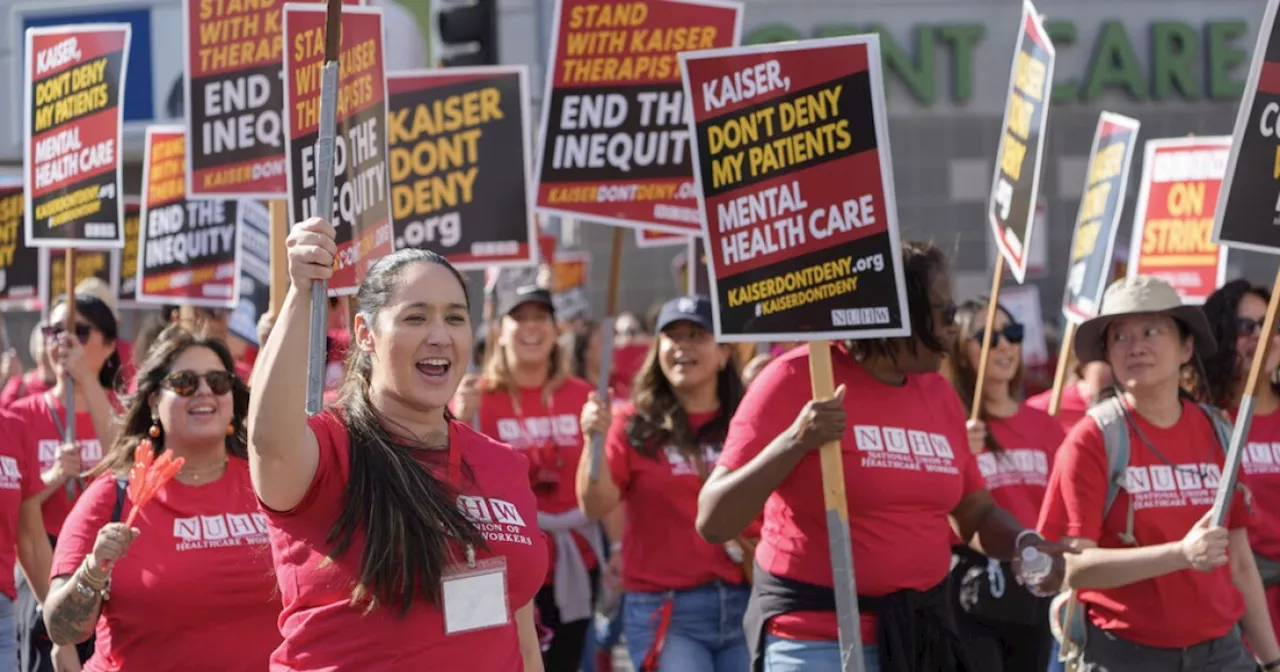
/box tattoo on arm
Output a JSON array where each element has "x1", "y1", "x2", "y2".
[{"x1": 45, "y1": 575, "x2": 103, "y2": 645}]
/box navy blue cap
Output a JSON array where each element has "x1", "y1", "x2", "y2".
[
  {"x1": 655, "y1": 295, "x2": 714, "y2": 334},
  {"x1": 498, "y1": 284, "x2": 555, "y2": 318}
]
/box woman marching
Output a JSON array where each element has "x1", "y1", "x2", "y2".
[
  {"x1": 1039, "y1": 276, "x2": 1280, "y2": 670},
  {"x1": 1201, "y1": 279, "x2": 1280, "y2": 641},
  {"x1": 454, "y1": 285, "x2": 600, "y2": 671},
  {"x1": 943, "y1": 300, "x2": 1063, "y2": 671},
  {"x1": 577, "y1": 295, "x2": 753, "y2": 672},
  {"x1": 248, "y1": 218, "x2": 547, "y2": 671},
  {"x1": 696, "y1": 242, "x2": 1066, "y2": 672},
  {"x1": 41, "y1": 327, "x2": 281, "y2": 671}
]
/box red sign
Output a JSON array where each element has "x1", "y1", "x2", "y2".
[
  {"x1": 23, "y1": 25, "x2": 130, "y2": 249},
  {"x1": 635, "y1": 228, "x2": 686, "y2": 248},
  {"x1": 184, "y1": 0, "x2": 362, "y2": 198},
  {"x1": 283, "y1": 4, "x2": 393, "y2": 295},
  {"x1": 137, "y1": 127, "x2": 240, "y2": 307},
  {"x1": 533, "y1": 0, "x2": 742, "y2": 234},
  {"x1": 1128, "y1": 136, "x2": 1229, "y2": 305}
]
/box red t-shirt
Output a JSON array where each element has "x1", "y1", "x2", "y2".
[
  {"x1": 50, "y1": 458, "x2": 282, "y2": 671},
  {"x1": 264, "y1": 412, "x2": 548, "y2": 671},
  {"x1": 1037, "y1": 398, "x2": 1252, "y2": 648},
  {"x1": 719, "y1": 344, "x2": 984, "y2": 643},
  {"x1": 0, "y1": 412, "x2": 43, "y2": 599},
  {"x1": 979, "y1": 406, "x2": 1063, "y2": 529},
  {"x1": 1027, "y1": 382, "x2": 1090, "y2": 435},
  {"x1": 0, "y1": 372, "x2": 53, "y2": 409},
  {"x1": 7, "y1": 393, "x2": 105, "y2": 536},
  {"x1": 1237, "y1": 408, "x2": 1280, "y2": 561},
  {"x1": 606, "y1": 402, "x2": 745, "y2": 592}
]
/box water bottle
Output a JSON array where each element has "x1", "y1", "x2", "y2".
[{"x1": 1020, "y1": 545, "x2": 1054, "y2": 596}]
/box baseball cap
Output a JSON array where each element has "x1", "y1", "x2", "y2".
[
  {"x1": 654, "y1": 295, "x2": 714, "y2": 334},
  {"x1": 498, "y1": 285, "x2": 555, "y2": 318}
]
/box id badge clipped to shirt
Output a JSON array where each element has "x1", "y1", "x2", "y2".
[{"x1": 442, "y1": 544, "x2": 511, "y2": 636}]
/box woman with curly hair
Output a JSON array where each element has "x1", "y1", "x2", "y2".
[{"x1": 1202, "y1": 278, "x2": 1280, "y2": 640}]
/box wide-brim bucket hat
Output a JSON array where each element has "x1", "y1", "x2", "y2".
[{"x1": 1074, "y1": 276, "x2": 1217, "y2": 364}]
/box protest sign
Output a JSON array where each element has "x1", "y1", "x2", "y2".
[
  {"x1": 40, "y1": 247, "x2": 118, "y2": 309},
  {"x1": 671, "y1": 234, "x2": 710, "y2": 294},
  {"x1": 988, "y1": 0, "x2": 1054, "y2": 284},
  {"x1": 636, "y1": 228, "x2": 685, "y2": 248},
  {"x1": 229, "y1": 199, "x2": 270, "y2": 345},
  {"x1": 534, "y1": 0, "x2": 743, "y2": 234},
  {"x1": 1215, "y1": 0, "x2": 1280, "y2": 255},
  {"x1": 0, "y1": 185, "x2": 40, "y2": 311},
  {"x1": 283, "y1": 4, "x2": 393, "y2": 296},
  {"x1": 136, "y1": 126, "x2": 240, "y2": 307},
  {"x1": 679, "y1": 35, "x2": 909, "y2": 342},
  {"x1": 387, "y1": 67, "x2": 536, "y2": 269},
  {"x1": 999, "y1": 283, "x2": 1049, "y2": 367},
  {"x1": 23, "y1": 24, "x2": 131, "y2": 249},
  {"x1": 118, "y1": 199, "x2": 140, "y2": 307},
  {"x1": 1062, "y1": 112, "x2": 1139, "y2": 323},
  {"x1": 1128, "y1": 136, "x2": 1229, "y2": 305},
  {"x1": 184, "y1": 0, "x2": 362, "y2": 198}
]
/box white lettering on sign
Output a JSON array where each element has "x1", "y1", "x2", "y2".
[{"x1": 1151, "y1": 148, "x2": 1229, "y2": 182}]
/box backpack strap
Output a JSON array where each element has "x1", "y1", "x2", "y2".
[
  {"x1": 111, "y1": 478, "x2": 127, "y2": 524},
  {"x1": 1087, "y1": 396, "x2": 1132, "y2": 527}
]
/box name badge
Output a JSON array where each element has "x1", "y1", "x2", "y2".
[{"x1": 442, "y1": 552, "x2": 510, "y2": 636}]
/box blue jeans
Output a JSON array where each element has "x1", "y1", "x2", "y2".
[
  {"x1": 624, "y1": 583, "x2": 749, "y2": 672},
  {"x1": 0, "y1": 593, "x2": 15, "y2": 672},
  {"x1": 1047, "y1": 639, "x2": 1064, "y2": 672},
  {"x1": 763, "y1": 634, "x2": 879, "y2": 672}
]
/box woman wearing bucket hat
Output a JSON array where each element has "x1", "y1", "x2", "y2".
[{"x1": 1038, "y1": 275, "x2": 1280, "y2": 671}]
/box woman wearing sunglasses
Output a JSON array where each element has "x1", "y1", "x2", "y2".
[
  {"x1": 697, "y1": 242, "x2": 1067, "y2": 672},
  {"x1": 41, "y1": 327, "x2": 282, "y2": 671},
  {"x1": 942, "y1": 300, "x2": 1063, "y2": 671},
  {"x1": 1202, "y1": 279, "x2": 1280, "y2": 642}
]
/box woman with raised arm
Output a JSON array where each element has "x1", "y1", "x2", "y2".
[
  {"x1": 696, "y1": 242, "x2": 1067, "y2": 672},
  {"x1": 248, "y1": 218, "x2": 547, "y2": 671},
  {"x1": 577, "y1": 295, "x2": 753, "y2": 672},
  {"x1": 42, "y1": 327, "x2": 280, "y2": 671},
  {"x1": 1039, "y1": 276, "x2": 1280, "y2": 670}
]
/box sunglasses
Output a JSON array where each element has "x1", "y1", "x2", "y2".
[
  {"x1": 42, "y1": 323, "x2": 93, "y2": 344},
  {"x1": 1238, "y1": 317, "x2": 1279, "y2": 338},
  {"x1": 974, "y1": 323, "x2": 1026, "y2": 347},
  {"x1": 161, "y1": 370, "x2": 235, "y2": 397}
]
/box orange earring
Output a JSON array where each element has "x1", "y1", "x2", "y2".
[
  {"x1": 226, "y1": 424, "x2": 235, "y2": 437},
  {"x1": 148, "y1": 422, "x2": 161, "y2": 438}
]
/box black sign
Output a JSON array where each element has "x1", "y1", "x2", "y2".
[{"x1": 0, "y1": 185, "x2": 40, "y2": 310}]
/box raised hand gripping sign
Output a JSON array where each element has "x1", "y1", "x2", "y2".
[{"x1": 988, "y1": 0, "x2": 1055, "y2": 284}]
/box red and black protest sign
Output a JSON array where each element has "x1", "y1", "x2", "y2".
[
  {"x1": 0, "y1": 185, "x2": 40, "y2": 311},
  {"x1": 184, "y1": 0, "x2": 362, "y2": 198},
  {"x1": 118, "y1": 200, "x2": 140, "y2": 307},
  {"x1": 1129, "y1": 136, "x2": 1230, "y2": 305},
  {"x1": 1062, "y1": 112, "x2": 1139, "y2": 322},
  {"x1": 137, "y1": 126, "x2": 240, "y2": 307},
  {"x1": 1215, "y1": 0, "x2": 1280, "y2": 255},
  {"x1": 283, "y1": 4, "x2": 393, "y2": 295},
  {"x1": 40, "y1": 248, "x2": 118, "y2": 311},
  {"x1": 680, "y1": 35, "x2": 910, "y2": 342},
  {"x1": 387, "y1": 67, "x2": 536, "y2": 270},
  {"x1": 988, "y1": 1, "x2": 1054, "y2": 284},
  {"x1": 535, "y1": 0, "x2": 742, "y2": 234},
  {"x1": 636, "y1": 228, "x2": 685, "y2": 248},
  {"x1": 23, "y1": 25, "x2": 130, "y2": 249}
]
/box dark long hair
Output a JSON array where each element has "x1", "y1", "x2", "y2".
[
  {"x1": 89, "y1": 327, "x2": 248, "y2": 478},
  {"x1": 625, "y1": 328, "x2": 745, "y2": 460},
  {"x1": 944, "y1": 300, "x2": 1023, "y2": 452},
  {"x1": 1202, "y1": 279, "x2": 1278, "y2": 408},
  {"x1": 331, "y1": 248, "x2": 485, "y2": 615},
  {"x1": 54, "y1": 294, "x2": 122, "y2": 391},
  {"x1": 846, "y1": 241, "x2": 950, "y2": 362}
]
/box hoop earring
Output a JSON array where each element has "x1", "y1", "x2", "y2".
[{"x1": 149, "y1": 421, "x2": 162, "y2": 438}]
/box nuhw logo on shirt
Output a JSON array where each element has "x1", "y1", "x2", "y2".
[
  {"x1": 1124, "y1": 463, "x2": 1221, "y2": 511},
  {"x1": 977, "y1": 449, "x2": 1049, "y2": 489},
  {"x1": 664, "y1": 444, "x2": 721, "y2": 477},
  {"x1": 495, "y1": 414, "x2": 580, "y2": 449},
  {"x1": 852, "y1": 425, "x2": 960, "y2": 475},
  {"x1": 37, "y1": 440, "x2": 103, "y2": 471},
  {"x1": 457, "y1": 495, "x2": 534, "y2": 546},
  {"x1": 0, "y1": 456, "x2": 21, "y2": 491},
  {"x1": 173, "y1": 512, "x2": 270, "y2": 551},
  {"x1": 1242, "y1": 443, "x2": 1280, "y2": 476}
]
